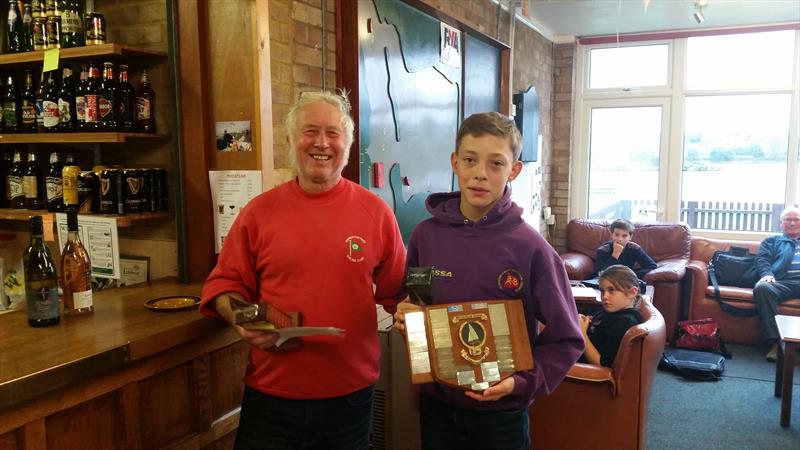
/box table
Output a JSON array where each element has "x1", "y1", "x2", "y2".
[{"x1": 774, "y1": 314, "x2": 800, "y2": 427}]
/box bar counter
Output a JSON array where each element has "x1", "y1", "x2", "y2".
[{"x1": 0, "y1": 278, "x2": 249, "y2": 449}]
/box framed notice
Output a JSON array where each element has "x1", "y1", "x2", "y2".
[{"x1": 56, "y1": 213, "x2": 120, "y2": 279}]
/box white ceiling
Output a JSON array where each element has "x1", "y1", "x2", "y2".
[{"x1": 524, "y1": 0, "x2": 800, "y2": 40}]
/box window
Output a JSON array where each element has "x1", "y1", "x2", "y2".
[{"x1": 588, "y1": 44, "x2": 669, "y2": 89}]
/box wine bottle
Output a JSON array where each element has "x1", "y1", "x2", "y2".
[
  {"x1": 75, "y1": 64, "x2": 87, "y2": 131},
  {"x1": 99, "y1": 62, "x2": 116, "y2": 131},
  {"x1": 6, "y1": 1, "x2": 23, "y2": 53},
  {"x1": 61, "y1": 208, "x2": 93, "y2": 315},
  {"x1": 116, "y1": 65, "x2": 134, "y2": 132},
  {"x1": 24, "y1": 215, "x2": 60, "y2": 327}
]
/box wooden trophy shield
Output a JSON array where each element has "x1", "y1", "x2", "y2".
[{"x1": 404, "y1": 299, "x2": 534, "y2": 391}]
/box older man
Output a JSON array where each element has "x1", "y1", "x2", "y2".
[
  {"x1": 200, "y1": 91, "x2": 406, "y2": 449},
  {"x1": 754, "y1": 206, "x2": 800, "y2": 361}
]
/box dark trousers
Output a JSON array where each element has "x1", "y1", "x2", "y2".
[
  {"x1": 234, "y1": 385, "x2": 374, "y2": 450},
  {"x1": 753, "y1": 279, "x2": 800, "y2": 342},
  {"x1": 420, "y1": 394, "x2": 531, "y2": 450}
]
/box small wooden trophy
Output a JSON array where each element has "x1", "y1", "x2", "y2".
[{"x1": 232, "y1": 299, "x2": 302, "y2": 350}]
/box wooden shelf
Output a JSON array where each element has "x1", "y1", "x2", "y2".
[
  {"x1": 0, "y1": 132, "x2": 167, "y2": 144},
  {"x1": 0, "y1": 209, "x2": 169, "y2": 227},
  {"x1": 0, "y1": 44, "x2": 167, "y2": 67}
]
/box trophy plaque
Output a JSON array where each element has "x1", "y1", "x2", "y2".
[
  {"x1": 231, "y1": 299, "x2": 302, "y2": 350},
  {"x1": 404, "y1": 299, "x2": 533, "y2": 391}
]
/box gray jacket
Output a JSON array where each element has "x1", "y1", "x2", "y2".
[{"x1": 756, "y1": 234, "x2": 798, "y2": 280}]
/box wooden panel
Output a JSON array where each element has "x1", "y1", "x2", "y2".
[
  {"x1": 209, "y1": 341, "x2": 249, "y2": 419},
  {"x1": 139, "y1": 363, "x2": 194, "y2": 449},
  {"x1": 0, "y1": 132, "x2": 168, "y2": 144},
  {"x1": 254, "y1": 0, "x2": 275, "y2": 190},
  {"x1": 121, "y1": 383, "x2": 142, "y2": 450},
  {"x1": 21, "y1": 420, "x2": 45, "y2": 450},
  {"x1": 0, "y1": 429, "x2": 20, "y2": 450},
  {"x1": 45, "y1": 392, "x2": 120, "y2": 450}
]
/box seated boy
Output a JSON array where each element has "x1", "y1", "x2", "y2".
[{"x1": 595, "y1": 219, "x2": 657, "y2": 281}]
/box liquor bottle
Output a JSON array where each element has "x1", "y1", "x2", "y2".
[
  {"x1": 8, "y1": 149, "x2": 25, "y2": 208},
  {"x1": 2, "y1": 73, "x2": 20, "y2": 133},
  {"x1": 42, "y1": 71, "x2": 60, "y2": 132},
  {"x1": 58, "y1": 64, "x2": 76, "y2": 132},
  {"x1": 75, "y1": 64, "x2": 87, "y2": 131},
  {"x1": 0, "y1": 150, "x2": 10, "y2": 207},
  {"x1": 83, "y1": 62, "x2": 100, "y2": 131},
  {"x1": 59, "y1": 0, "x2": 83, "y2": 48},
  {"x1": 20, "y1": 69, "x2": 37, "y2": 133},
  {"x1": 6, "y1": 1, "x2": 23, "y2": 53},
  {"x1": 23, "y1": 151, "x2": 42, "y2": 209},
  {"x1": 62, "y1": 153, "x2": 79, "y2": 207},
  {"x1": 45, "y1": 151, "x2": 63, "y2": 211},
  {"x1": 98, "y1": 62, "x2": 116, "y2": 131},
  {"x1": 35, "y1": 71, "x2": 45, "y2": 132},
  {"x1": 116, "y1": 65, "x2": 134, "y2": 132},
  {"x1": 61, "y1": 208, "x2": 93, "y2": 315},
  {"x1": 135, "y1": 69, "x2": 156, "y2": 133},
  {"x1": 21, "y1": 1, "x2": 34, "y2": 52},
  {"x1": 23, "y1": 215, "x2": 60, "y2": 327}
]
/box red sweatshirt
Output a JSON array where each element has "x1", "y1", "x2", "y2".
[{"x1": 201, "y1": 178, "x2": 406, "y2": 399}]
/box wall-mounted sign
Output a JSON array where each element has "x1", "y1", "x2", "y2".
[{"x1": 440, "y1": 22, "x2": 461, "y2": 68}]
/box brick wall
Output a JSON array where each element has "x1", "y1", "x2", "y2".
[{"x1": 551, "y1": 43, "x2": 576, "y2": 251}]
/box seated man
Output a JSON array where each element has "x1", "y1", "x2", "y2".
[
  {"x1": 595, "y1": 219, "x2": 657, "y2": 280},
  {"x1": 754, "y1": 206, "x2": 800, "y2": 362}
]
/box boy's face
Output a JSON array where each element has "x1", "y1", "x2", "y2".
[
  {"x1": 611, "y1": 228, "x2": 632, "y2": 247},
  {"x1": 451, "y1": 133, "x2": 522, "y2": 221}
]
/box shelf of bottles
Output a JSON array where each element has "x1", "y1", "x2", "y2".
[
  {"x1": 0, "y1": 208, "x2": 168, "y2": 227},
  {"x1": 0, "y1": 131, "x2": 167, "y2": 144},
  {"x1": 0, "y1": 43, "x2": 167, "y2": 67}
]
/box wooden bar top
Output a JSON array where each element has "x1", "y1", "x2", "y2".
[{"x1": 0, "y1": 278, "x2": 228, "y2": 411}]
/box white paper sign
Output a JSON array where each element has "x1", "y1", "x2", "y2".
[
  {"x1": 440, "y1": 22, "x2": 462, "y2": 68},
  {"x1": 56, "y1": 214, "x2": 120, "y2": 279},
  {"x1": 209, "y1": 170, "x2": 263, "y2": 253}
]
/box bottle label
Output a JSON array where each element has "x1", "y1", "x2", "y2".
[
  {"x1": 135, "y1": 98, "x2": 151, "y2": 120},
  {"x1": 3, "y1": 104, "x2": 17, "y2": 127},
  {"x1": 58, "y1": 98, "x2": 72, "y2": 123},
  {"x1": 75, "y1": 95, "x2": 85, "y2": 122},
  {"x1": 25, "y1": 281, "x2": 60, "y2": 321},
  {"x1": 43, "y1": 100, "x2": 59, "y2": 127},
  {"x1": 22, "y1": 104, "x2": 36, "y2": 125},
  {"x1": 36, "y1": 99, "x2": 44, "y2": 126},
  {"x1": 85, "y1": 94, "x2": 98, "y2": 123},
  {"x1": 99, "y1": 95, "x2": 112, "y2": 120},
  {"x1": 8, "y1": 10, "x2": 18, "y2": 28},
  {"x1": 63, "y1": 171, "x2": 78, "y2": 204},
  {"x1": 46, "y1": 176, "x2": 62, "y2": 201},
  {"x1": 72, "y1": 288, "x2": 93, "y2": 310},
  {"x1": 8, "y1": 176, "x2": 23, "y2": 199},
  {"x1": 61, "y1": 10, "x2": 82, "y2": 34},
  {"x1": 23, "y1": 175, "x2": 37, "y2": 198}
]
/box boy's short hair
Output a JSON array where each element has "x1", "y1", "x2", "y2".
[
  {"x1": 610, "y1": 218, "x2": 635, "y2": 234},
  {"x1": 455, "y1": 112, "x2": 522, "y2": 160}
]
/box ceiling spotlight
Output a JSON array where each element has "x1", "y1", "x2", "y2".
[{"x1": 693, "y1": 1, "x2": 707, "y2": 24}]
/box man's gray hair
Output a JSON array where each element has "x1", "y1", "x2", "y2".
[
  {"x1": 781, "y1": 206, "x2": 800, "y2": 220},
  {"x1": 285, "y1": 90, "x2": 355, "y2": 169}
]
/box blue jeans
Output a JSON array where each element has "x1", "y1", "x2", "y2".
[
  {"x1": 234, "y1": 385, "x2": 374, "y2": 450},
  {"x1": 420, "y1": 394, "x2": 531, "y2": 450}
]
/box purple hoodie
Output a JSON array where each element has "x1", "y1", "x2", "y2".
[{"x1": 406, "y1": 188, "x2": 584, "y2": 411}]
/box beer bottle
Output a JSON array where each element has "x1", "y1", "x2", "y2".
[
  {"x1": 83, "y1": 62, "x2": 100, "y2": 131},
  {"x1": 75, "y1": 64, "x2": 87, "y2": 131},
  {"x1": 6, "y1": 1, "x2": 23, "y2": 53},
  {"x1": 59, "y1": 0, "x2": 83, "y2": 48},
  {"x1": 0, "y1": 150, "x2": 10, "y2": 208},
  {"x1": 32, "y1": 0, "x2": 45, "y2": 18},
  {"x1": 22, "y1": 1, "x2": 34, "y2": 52},
  {"x1": 45, "y1": 151, "x2": 63, "y2": 211},
  {"x1": 99, "y1": 62, "x2": 116, "y2": 131},
  {"x1": 42, "y1": 71, "x2": 59, "y2": 132},
  {"x1": 35, "y1": 71, "x2": 46, "y2": 132},
  {"x1": 23, "y1": 151, "x2": 42, "y2": 209},
  {"x1": 58, "y1": 64, "x2": 76, "y2": 132},
  {"x1": 62, "y1": 153, "x2": 79, "y2": 207},
  {"x1": 8, "y1": 149, "x2": 25, "y2": 208},
  {"x1": 61, "y1": 208, "x2": 93, "y2": 315},
  {"x1": 21, "y1": 69, "x2": 37, "y2": 133},
  {"x1": 2, "y1": 73, "x2": 20, "y2": 133},
  {"x1": 24, "y1": 215, "x2": 60, "y2": 327},
  {"x1": 116, "y1": 64, "x2": 134, "y2": 132},
  {"x1": 135, "y1": 69, "x2": 156, "y2": 133}
]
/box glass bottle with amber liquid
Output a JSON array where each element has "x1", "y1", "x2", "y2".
[
  {"x1": 99, "y1": 62, "x2": 116, "y2": 131},
  {"x1": 58, "y1": 64, "x2": 76, "y2": 132},
  {"x1": 61, "y1": 208, "x2": 93, "y2": 315},
  {"x1": 24, "y1": 215, "x2": 60, "y2": 327},
  {"x1": 23, "y1": 151, "x2": 42, "y2": 209},
  {"x1": 21, "y1": 69, "x2": 37, "y2": 133},
  {"x1": 135, "y1": 69, "x2": 155, "y2": 133},
  {"x1": 116, "y1": 65, "x2": 134, "y2": 131}
]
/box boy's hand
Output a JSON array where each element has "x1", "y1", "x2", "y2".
[
  {"x1": 393, "y1": 297, "x2": 421, "y2": 335},
  {"x1": 464, "y1": 376, "x2": 515, "y2": 402},
  {"x1": 612, "y1": 241, "x2": 625, "y2": 258}
]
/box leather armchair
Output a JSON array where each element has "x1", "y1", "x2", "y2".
[
  {"x1": 529, "y1": 299, "x2": 666, "y2": 450},
  {"x1": 687, "y1": 237, "x2": 800, "y2": 345},
  {"x1": 561, "y1": 219, "x2": 691, "y2": 339}
]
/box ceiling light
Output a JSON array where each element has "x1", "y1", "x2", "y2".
[
  {"x1": 693, "y1": 1, "x2": 707, "y2": 24},
  {"x1": 693, "y1": 10, "x2": 705, "y2": 24}
]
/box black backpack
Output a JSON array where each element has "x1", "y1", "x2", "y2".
[
  {"x1": 659, "y1": 348, "x2": 725, "y2": 381},
  {"x1": 707, "y1": 246, "x2": 760, "y2": 317}
]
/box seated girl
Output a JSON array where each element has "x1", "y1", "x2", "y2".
[{"x1": 579, "y1": 265, "x2": 645, "y2": 367}]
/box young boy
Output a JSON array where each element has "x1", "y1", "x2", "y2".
[
  {"x1": 595, "y1": 218, "x2": 657, "y2": 280},
  {"x1": 394, "y1": 112, "x2": 584, "y2": 450}
]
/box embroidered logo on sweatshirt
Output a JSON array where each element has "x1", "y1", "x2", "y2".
[
  {"x1": 498, "y1": 269, "x2": 523, "y2": 293},
  {"x1": 345, "y1": 235, "x2": 366, "y2": 262}
]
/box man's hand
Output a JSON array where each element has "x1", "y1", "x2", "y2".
[
  {"x1": 611, "y1": 241, "x2": 625, "y2": 258},
  {"x1": 758, "y1": 275, "x2": 776, "y2": 284},
  {"x1": 393, "y1": 296, "x2": 421, "y2": 335},
  {"x1": 464, "y1": 376, "x2": 515, "y2": 402},
  {"x1": 214, "y1": 293, "x2": 279, "y2": 350}
]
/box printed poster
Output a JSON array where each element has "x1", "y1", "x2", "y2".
[
  {"x1": 56, "y1": 214, "x2": 121, "y2": 279},
  {"x1": 440, "y1": 22, "x2": 461, "y2": 68},
  {"x1": 208, "y1": 170, "x2": 262, "y2": 253}
]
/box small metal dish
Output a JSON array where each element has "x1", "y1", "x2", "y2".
[{"x1": 144, "y1": 295, "x2": 201, "y2": 311}]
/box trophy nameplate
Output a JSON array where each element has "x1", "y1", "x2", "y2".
[{"x1": 404, "y1": 299, "x2": 534, "y2": 391}]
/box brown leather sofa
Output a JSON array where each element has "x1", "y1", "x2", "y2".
[
  {"x1": 530, "y1": 298, "x2": 666, "y2": 450},
  {"x1": 561, "y1": 219, "x2": 691, "y2": 339},
  {"x1": 687, "y1": 237, "x2": 800, "y2": 345}
]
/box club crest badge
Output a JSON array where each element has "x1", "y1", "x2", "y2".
[
  {"x1": 498, "y1": 269, "x2": 523, "y2": 293},
  {"x1": 345, "y1": 235, "x2": 366, "y2": 262}
]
